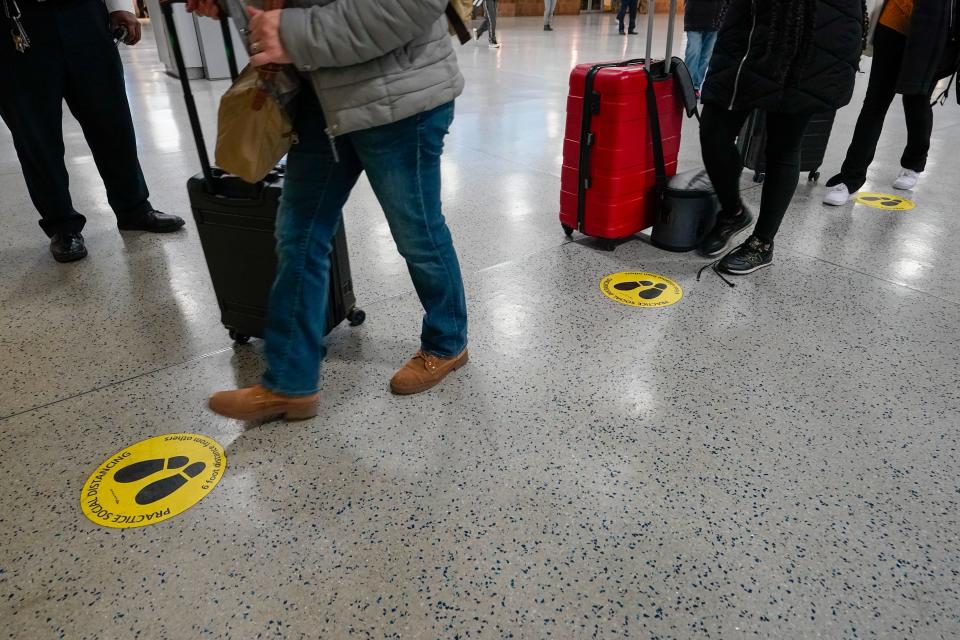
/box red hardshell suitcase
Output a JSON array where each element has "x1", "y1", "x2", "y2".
[{"x1": 560, "y1": 0, "x2": 684, "y2": 241}]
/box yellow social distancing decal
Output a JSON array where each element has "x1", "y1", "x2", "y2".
[
  {"x1": 81, "y1": 433, "x2": 226, "y2": 529},
  {"x1": 600, "y1": 272, "x2": 682, "y2": 308},
  {"x1": 855, "y1": 192, "x2": 915, "y2": 211}
]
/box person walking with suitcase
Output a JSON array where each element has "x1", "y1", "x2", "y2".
[
  {"x1": 190, "y1": 0, "x2": 470, "y2": 421},
  {"x1": 683, "y1": 0, "x2": 725, "y2": 94},
  {"x1": 696, "y1": 0, "x2": 866, "y2": 276},
  {"x1": 475, "y1": 0, "x2": 500, "y2": 48},
  {"x1": 0, "y1": 0, "x2": 185, "y2": 263},
  {"x1": 823, "y1": 0, "x2": 960, "y2": 205},
  {"x1": 618, "y1": 0, "x2": 639, "y2": 35}
]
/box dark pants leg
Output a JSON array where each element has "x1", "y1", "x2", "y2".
[
  {"x1": 837, "y1": 25, "x2": 932, "y2": 191},
  {"x1": 900, "y1": 92, "x2": 934, "y2": 172},
  {"x1": 753, "y1": 111, "x2": 813, "y2": 242},
  {"x1": 0, "y1": 11, "x2": 84, "y2": 236},
  {"x1": 60, "y1": 0, "x2": 153, "y2": 222},
  {"x1": 700, "y1": 104, "x2": 811, "y2": 243},
  {"x1": 477, "y1": 0, "x2": 497, "y2": 42},
  {"x1": 700, "y1": 104, "x2": 751, "y2": 216},
  {"x1": 618, "y1": 0, "x2": 638, "y2": 30}
]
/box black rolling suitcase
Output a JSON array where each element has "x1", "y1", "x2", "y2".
[
  {"x1": 737, "y1": 109, "x2": 836, "y2": 184},
  {"x1": 160, "y1": 1, "x2": 364, "y2": 345}
]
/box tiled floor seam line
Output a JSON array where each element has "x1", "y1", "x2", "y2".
[
  {"x1": 0, "y1": 346, "x2": 233, "y2": 424},
  {"x1": 782, "y1": 245, "x2": 960, "y2": 308},
  {"x1": 0, "y1": 272, "x2": 500, "y2": 423}
]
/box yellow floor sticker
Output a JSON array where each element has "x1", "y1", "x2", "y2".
[
  {"x1": 600, "y1": 272, "x2": 682, "y2": 308},
  {"x1": 81, "y1": 433, "x2": 226, "y2": 529},
  {"x1": 855, "y1": 192, "x2": 915, "y2": 211}
]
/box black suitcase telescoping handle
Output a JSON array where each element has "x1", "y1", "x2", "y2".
[{"x1": 159, "y1": 0, "x2": 240, "y2": 187}]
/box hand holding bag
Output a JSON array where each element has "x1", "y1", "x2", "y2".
[{"x1": 214, "y1": 0, "x2": 299, "y2": 184}]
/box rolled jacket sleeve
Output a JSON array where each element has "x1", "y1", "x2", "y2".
[{"x1": 105, "y1": 0, "x2": 133, "y2": 13}]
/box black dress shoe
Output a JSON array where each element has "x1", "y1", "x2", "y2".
[
  {"x1": 50, "y1": 232, "x2": 88, "y2": 263},
  {"x1": 118, "y1": 210, "x2": 186, "y2": 233}
]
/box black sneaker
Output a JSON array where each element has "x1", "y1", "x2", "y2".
[
  {"x1": 718, "y1": 235, "x2": 774, "y2": 275},
  {"x1": 697, "y1": 206, "x2": 753, "y2": 258},
  {"x1": 544, "y1": 24, "x2": 553, "y2": 31}
]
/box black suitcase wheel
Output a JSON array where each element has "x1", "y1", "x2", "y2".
[
  {"x1": 753, "y1": 171, "x2": 766, "y2": 184},
  {"x1": 808, "y1": 171, "x2": 821, "y2": 182},
  {"x1": 562, "y1": 224, "x2": 574, "y2": 238},
  {"x1": 347, "y1": 308, "x2": 366, "y2": 327},
  {"x1": 228, "y1": 328, "x2": 251, "y2": 345}
]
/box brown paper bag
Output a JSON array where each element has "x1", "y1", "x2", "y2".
[{"x1": 215, "y1": 65, "x2": 295, "y2": 184}]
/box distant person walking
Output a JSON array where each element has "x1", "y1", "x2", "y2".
[
  {"x1": 683, "y1": 0, "x2": 725, "y2": 93},
  {"x1": 544, "y1": 0, "x2": 557, "y2": 31},
  {"x1": 476, "y1": 0, "x2": 500, "y2": 48},
  {"x1": 823, "y1": 0, "x2": 960, "y2": 205},
  {"x1": 618, "y1": 0, "x2": 638, "y2": 35}
]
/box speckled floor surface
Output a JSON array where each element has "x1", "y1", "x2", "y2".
[{"x1": 2, "y1": 14, "x2": 959, "y2": 640}]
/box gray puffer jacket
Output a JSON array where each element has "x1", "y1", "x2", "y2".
[{"x1": 278, "y1": 0, "x2": 464, "y2": 135}]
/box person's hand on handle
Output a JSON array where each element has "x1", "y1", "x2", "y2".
[
  {"x1": 186, "y1": 0, "x2": 221, "y2": 19},
  {"x1": 110, "y1": 10, "x2": 142, "y2": 45},
  {"x1": 247, "y1": 6, "x2": 291, "y2": 66}
]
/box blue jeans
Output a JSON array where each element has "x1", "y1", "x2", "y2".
[
  {"x1": 684, "y1": 31, "x2": 717, "y2": 90},
  {"x1": 262, "y1": 97, "x2": 468, "y2": 396}
]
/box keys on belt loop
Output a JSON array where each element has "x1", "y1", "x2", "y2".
[{"x1": 4, "y1": 0, "x2": 31, "y2": 53}]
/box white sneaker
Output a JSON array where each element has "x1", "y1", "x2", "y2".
[
  {"x1": 823, "y1": 184, "x2": 852, "y2": 206},
  {"x1": 892, "y1": 168, "x2": 919, "y2": 190},
  {"x1": 489, "y1": 41, "x2": 501, "y2": 49}
]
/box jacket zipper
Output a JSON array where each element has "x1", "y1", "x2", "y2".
[
  {"x1": 729, "y1": 0, "x2": 758, "y2": 110},
  {"x1": 951, "y1": 0, "x2": 957, "y2": 38},
  {"x1": 324, "y1": 127, "x2": 340, "y2": 163}
]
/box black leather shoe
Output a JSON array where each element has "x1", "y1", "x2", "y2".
[
  {"x1": 50, "y1": 232, "x2": 88, "y2": 263},
  {"x1": 118, "y1": 210, "x2": 186, "y2": 233},
  {"x1": 697, "y1": 206, "x2": 754, "y2": 258}
]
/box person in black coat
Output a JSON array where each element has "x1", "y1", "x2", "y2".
[
  {"x1": 697, "y1": 0, "x2": 866, "y2": 276},
  {"x1": 823, "y1": 0, "x2": 960, "y2": 205}
]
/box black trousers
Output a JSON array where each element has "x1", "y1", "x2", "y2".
[
  {"x1": 836, "y1": 24, "x2": 935, "y2": 191},
  {"x1": 618, "y1": 0, "x2": 638, "y2": 31},
  {"x1": 476, "y1": 0, "x2": 497, "y2": 43},
  {"x1": 701, "y1": 104, "x2": 812, "y2": 243},
  {"x1": 0, "y1": 0, "x2": 152, "y2": 237}
]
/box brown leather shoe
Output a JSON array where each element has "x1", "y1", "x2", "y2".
[
  {"x1": 208, "y1": 384, "x2": 319, "y2": 421},
  {"x1": 390, "y1": 349, "x2": 468, "y2": 395}
]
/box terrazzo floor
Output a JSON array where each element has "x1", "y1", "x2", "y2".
[{"x1": 2, "y1": 13, "x2": 959, "y2": 640}]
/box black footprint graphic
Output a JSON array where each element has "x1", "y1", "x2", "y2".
[
  {"x1": 114, "y1": 456, "x2": 189, "y2": 483},
  {"x1": 859, "y1": 196, "x2": 902, "y2": 207},
  {"x1": 135, "y1": 462, "x2": 206, "y2": 505},
  {"x1": 614, "y1": 280, "x2": 668, "y2": 300}
]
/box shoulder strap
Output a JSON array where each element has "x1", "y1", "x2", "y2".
[
  {"x1": 446, "y1": 2, "x2": 471, "y2": 45},
  {"x1": 644, "y1": 65, "x2": 670, "y2": 217}
]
